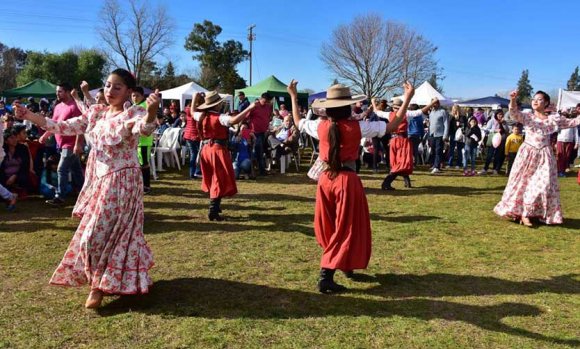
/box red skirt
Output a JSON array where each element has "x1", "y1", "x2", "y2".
[
  {"x1": 389, "y1": 137, "x2": 413, "y2": 175},
  {"x1": 200, "y1": 143, "x2": 238, "y2": 199},
  {"x1": 314, "y1": 171, "x2": 371, "y2": 270}
]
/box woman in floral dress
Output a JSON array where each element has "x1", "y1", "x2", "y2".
[
  {"x1": 14, "y1": 69, "x2": 160, "y2": 308},
  {"x1": 494, "y1": 90, "x2": 580, "y2": 227}
]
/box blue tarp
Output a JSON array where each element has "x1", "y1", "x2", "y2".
[
  {"x1": 308, "y1": 91, "x2": 326, "y2": 105},
  {"x1": 457, "y1": 96, "x2": 510, "y2": 108}
]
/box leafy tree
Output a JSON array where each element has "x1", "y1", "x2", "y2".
[
  {"x1": 184, "y1": 20, "x2": 248, "y2": 93},
  {"x1": 0, "y1": 43, "x2": 27, "y2": 91},
  {"x1": 566, "y1": 66, "x2": 580, "y2": 91},
  {"x1": 17, "y1": 50, "x2": 106, "y2": 88},
  {"x1": 516, "y1": 69, "x2": 533, "y2": 104}
]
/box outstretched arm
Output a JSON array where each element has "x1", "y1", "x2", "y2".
[
  {"x1": 386, "y1": 82, "x2": 415, "y2": 133},
  {"x1": 287, "y1": 79, "x2": 302, "y2": 128},
  {"x1": 228, "y1": 102, "x2": 256, "y2": 125}
]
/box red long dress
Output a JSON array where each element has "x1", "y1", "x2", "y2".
[
  {"x1": 199, "y1": 112, "x2": 237, "y2": 199},
  {"x1": 315, "y1": 120, "x2": 371, "y2": 270},
  {"x1": 389, "y1": 111, "x2": 413, "y2": 175}
]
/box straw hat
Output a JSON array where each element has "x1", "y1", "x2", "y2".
[
  {"x1": 311, "y1": 84, "x2": 366, "y2": 109},
  {"x1": 392, "y1": 98, "x2": 403, "y2": 107},
  {"x1": 197, "y1": 91, "x2": 223, "y2": 110}
]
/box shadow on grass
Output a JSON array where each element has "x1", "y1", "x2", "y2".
[
  {"x1": 98, "y1": 277, "x2": 579, "y2": 346},
  {"x1": 143, "y1": 212, "x2": 315, "y2": 236},
  {"x1": 370, "y1": 213, "x2": 440, "y2": 223},
  {"x1": 365, "y1": 185, "x2": 505, "y2": 197},
  {"x1": 354, "y1": 273, "x2": 580, "y2": 298}
]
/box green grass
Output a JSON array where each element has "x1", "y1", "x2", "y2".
[{"x1": 1, "y1": 162, "x2": 579, "y2": 348}]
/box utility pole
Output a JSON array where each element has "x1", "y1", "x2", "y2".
[{"x1": 247, "y1": 24, "x2": 256, "y2": 85}]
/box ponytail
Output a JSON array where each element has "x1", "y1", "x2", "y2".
[
  {"x1": 327, "y1": 118, "x2": 341, "y2": 180},
  {"x1": 325, "y1": 105, "x2": 351, "y2": 180}
]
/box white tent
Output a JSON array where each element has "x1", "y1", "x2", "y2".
[
  {"x1": 557, "y1": 88, "x2": 580, "y2": 111},
  {"x1": 392, "y1": 81, "x2": 453, "y2": 106},
  {"x1": 159, "y1": 82, "x2": 208, "y2": 111}
]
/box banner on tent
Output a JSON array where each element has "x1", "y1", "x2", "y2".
[{"x1": 557, "y1": 89, "x2": 580, "y2": 111}]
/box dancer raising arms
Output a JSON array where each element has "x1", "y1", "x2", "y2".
[
  {"x1": 14, "y1": 69, "x2": 160, "y2": 308},
  {"x1": 288, "y1": 80, "x2": 414, "y2": 293},
  {"x1": 193, "y1": 91, "x2": 256, "y2": 221},
  {"x1": 493, "y1": 90, "x2": 580, "y2": 227}
]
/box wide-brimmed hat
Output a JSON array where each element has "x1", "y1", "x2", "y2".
[
  {"x1": 392, "y1": 98, "x2": 403, "y2": 107},
  {"x1": 311, "y1": 84, "x2": 366, "y2": 109},
  {"x1": 197, "y1": 91, "x2": 223, "y2": 110}
]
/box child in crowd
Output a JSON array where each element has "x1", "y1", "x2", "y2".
[
  {"x1": 231, "y1": 122, "x2": 255, "y2": 180},
  {"x1": 40, "y1": 155, "x2": 72, "y2": 199},
  {"x1": 504, "y1": 123, "x2": 524, "y2": 176},
  {"x1": 0, "y1": 126, "x2": 17, "y2": 210},
  {"x1": 463, "y1": 117, "x2": 482, "y2": 176}
]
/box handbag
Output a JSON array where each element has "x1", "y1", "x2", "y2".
[
  {"x1": 454, "y1": 128, "x2": 465, "y2": 142},
  {"x1": 307, "y1": 156, "x2": 329, "y2": 181}
]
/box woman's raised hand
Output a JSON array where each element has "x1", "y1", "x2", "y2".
[
  {"x1": 146, "y1": 89, "x2": 160, "y2": 115},
  {"x1": 509, "y1": 90, "x2": 518, "y2": 100},
  {"x1": 403, "y1": 81, "x2": 415, "y2": 98},
  {"x1": 287, "y1": 79, "x2": 298, "y2": 98}
]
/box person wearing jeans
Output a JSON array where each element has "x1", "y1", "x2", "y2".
[
  {"x1": 39, "y1": 82, "x2": 85, "y2": 205},
  {"x1": 463, "y1": 117, "x2": 482, "y2": 176},
  {"x1": 247, "y1": 92, "x2": 273, "y2": 176},
  {"x1": 428, "y1": 99, "x2": 449, "y2": 173},
  {"x1": 186, "y1": 92, "x2": 205, "y2": 179}
]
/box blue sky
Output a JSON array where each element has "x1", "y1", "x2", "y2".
[{"x1": 1, "y1": 0, "x2": 579, "y2": 99}]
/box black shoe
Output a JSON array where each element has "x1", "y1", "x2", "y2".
[
  {"x1": 143, "y1": 187, "x2": 152, "y2": 194},
  {"x1": 318, "y1": 279, "x2": 347, "y2": 294},
  {"x1": 381, "y1": 183, "x2": 395, "y2": 191},
  {"x1": 208, "y1": 213, "x2": 225, "y2": 221},
  {"x1": 46, "y1": 197, "x2": 65, "y2": 206},
  {"x1": 403, "y1": 177, "x2": 412, "y2": 188}
]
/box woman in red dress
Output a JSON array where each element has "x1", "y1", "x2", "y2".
[
  {"x1": 288, "y1": 80, "x2": 415, "y2": 293},
  {"x1": 193, "y1": 91, "x2": 256, "y2": 221}
]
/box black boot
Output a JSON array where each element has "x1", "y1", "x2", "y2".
[
  {"x1": 381, "y1": 174, "x2": 396, "y2": 191},
  {"x1": 318, "y1": 268, "x2": 346, "y2": 294},
  {"x1": 208, "y1": 198, "x2": 224, "y2": 221},
  {"x1": 216, "y1": 197, "x2": 223, "y2": 214},
  {"x1": 403, "y1": 175, "x2": 412, "y2": 188}
]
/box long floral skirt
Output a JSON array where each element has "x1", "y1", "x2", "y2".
[
  {"x1": 315, "y1": 170, "x2": 371, "y2": 270},
  {"x1": 49, "y1": 167, "x2": 154, "y2": 294},
  {"x1": 493, "y1": 143, "x2": 563, "y2": 224}
]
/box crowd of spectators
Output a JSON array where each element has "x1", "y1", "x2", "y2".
[{"x1": 2, "y1": 88, "x2": 579, "y2": 211}]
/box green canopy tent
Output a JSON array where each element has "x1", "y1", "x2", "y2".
[
  {"x1": 1, "y1": 79, "x2": 57, "y2": 99},
  {"x1": 234, "y1": 75, "x2": 308, "y2": 111}
]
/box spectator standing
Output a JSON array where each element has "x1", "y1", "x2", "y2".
[
  {"x1": 185, "y1": 92, "x2": 204, "y2": 179},
  {"x1": 555, "y1": 119, "x2": 579, "y2": 177},
  {"x1": 39, "y1": 82, "x2": 85, "y2": 205},
  {"x1": 247, "y1": 92, "x2": 273, "y2": 176},
  {"x1": 237, "y1": 91, "x2": 250, "y2": 112},
  {"x1": 428, "y1": 98, "x2": 449, "y2": 173},
  {"x1": 463, "y1": 117, "x2": 482, "y2": 176},
  {"x1": 132, "y1": 87, "x2": 153, "y2": 193},
  {"x1": 504, "y1": 123, "x2": 524, "y2": 176}
]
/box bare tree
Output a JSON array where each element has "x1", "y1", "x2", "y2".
[
  {"x1": 321, "y1": 14, "x2": 439, "y2": 98},
  {"x1": 98, "y1": 0, "x2": 174, "y2": 84}
]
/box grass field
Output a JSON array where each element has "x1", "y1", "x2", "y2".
[{"x1": 1, "y1": 162, "x2": 579, "y2": 348}]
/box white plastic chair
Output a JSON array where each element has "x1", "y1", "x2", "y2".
[{"x1": 155, "y1": 128, "x2": 182, "y2": 171}]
